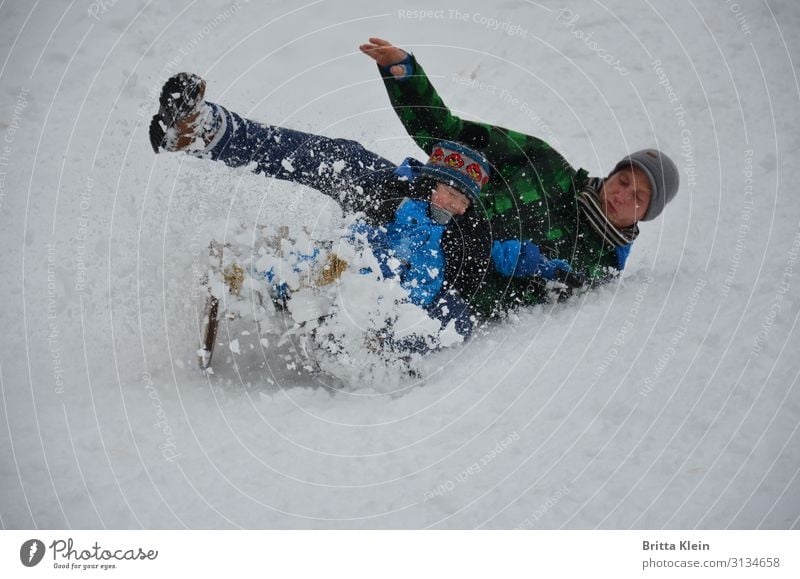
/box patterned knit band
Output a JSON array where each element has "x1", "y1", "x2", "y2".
[{"x1": 418, "y1": 141, "x2": 491, "y2": 202}]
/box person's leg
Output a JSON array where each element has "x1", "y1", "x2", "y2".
[
  {"x1": 379, "y1": 292, "x2": 473, "y2": 355},
  {"x1": 198, "y1": 103, "x2": 397, "y2": 213},
  {"x1": 425, "y1": 292, "x2": 474, "y2": 340}
]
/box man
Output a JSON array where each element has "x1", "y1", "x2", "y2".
[{"x1": 359, "y1": 37, "x2": 680, "y2": 315}]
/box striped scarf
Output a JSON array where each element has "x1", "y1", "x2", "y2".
[{"x1": 577, "y1": 177, "x2": 638, "y2": 247}]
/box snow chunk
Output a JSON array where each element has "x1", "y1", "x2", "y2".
[
  {"x1": 287, "y1": 288, "x2": 329, "y2": 324},
  {"x1": 438, "y1": 319, "x2": 464, "y2": 348}
]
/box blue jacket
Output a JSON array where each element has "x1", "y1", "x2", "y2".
[{"x1": 367, "y1": 198, "x2": 446, "y2": 307}]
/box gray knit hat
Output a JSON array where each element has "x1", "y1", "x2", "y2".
[{"x1": 612, "y1": 149, "x2": 679, "y2": 221}]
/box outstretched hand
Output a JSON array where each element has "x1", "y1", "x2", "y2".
[{"x1": 359, "y1": 37, "x2": 408, "y2": 75}]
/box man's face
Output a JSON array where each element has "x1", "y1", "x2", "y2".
[
  {"x1": 598, "y1": 164, "x2": 652, "y2": 228},
  {"x1": 430, "y1": 182, "x2": 471, "y2": 216}
]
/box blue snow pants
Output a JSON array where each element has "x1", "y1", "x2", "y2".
[
  {"x1": 199, "y1": 103, "x2": 473, "y2": 346},
  {"x1": 202, "y1": 102, "x2": 397, "y2": 215}
]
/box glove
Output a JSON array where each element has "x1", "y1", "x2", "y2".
[
  {"x1": 491, "y1": 240, "x2": 572, "y2": 280},
  {"x1": 536, "y1": 256, "x2": 573, "y2": 281}
]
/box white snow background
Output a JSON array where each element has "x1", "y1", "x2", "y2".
[{"x1": 1, "y1": 0, "x2": 799, "y2": 529}]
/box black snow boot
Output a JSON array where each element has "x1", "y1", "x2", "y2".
[{"x1": 149, "y1": 72, "x2": 212, "y2": 153}]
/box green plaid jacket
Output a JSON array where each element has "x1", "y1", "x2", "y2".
[{"x1": 380, "y1": 56, "x2": 623, "y2": 315}]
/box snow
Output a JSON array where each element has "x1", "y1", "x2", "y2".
[
  {"x1": 1, "y1": 0, "x2": 799, "y2": 529},
  {"x1": 280, "y1": 158, "x2": 295, "y2": 173}
]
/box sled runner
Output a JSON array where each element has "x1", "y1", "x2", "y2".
[{"x1": 198, "y1": 241, "x2": 223, "y2": 369}]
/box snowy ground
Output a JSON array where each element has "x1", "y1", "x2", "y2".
[{"x1": 1, "y1": 0, "x2": 799, "y2": 529}]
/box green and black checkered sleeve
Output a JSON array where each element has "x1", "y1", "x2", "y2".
[{"x1": 379, "y1": 55, "x2": 497, "y2": 154}]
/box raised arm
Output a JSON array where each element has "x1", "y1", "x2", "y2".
[{"x1": 360, "y1": 37, "x2": 492, "y2": 154}]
